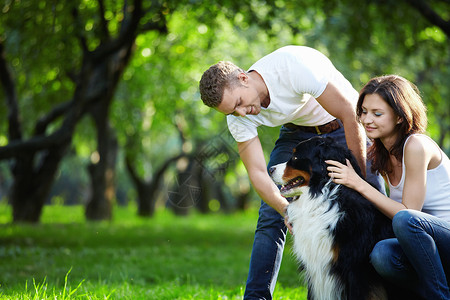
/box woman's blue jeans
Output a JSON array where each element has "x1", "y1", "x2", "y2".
[
  {"x1": 243, "y1": 124, "x2": 384, "y2": 299},
  {"x1": 370, "y1": 210, "x2": 450, "y2": 300}
]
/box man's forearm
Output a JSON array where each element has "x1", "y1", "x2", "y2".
[
  {"x1": 237, "y1": 137, "x2": 289, "y2": 215},
  {"x1": 249, "y1": 172, "x2": 289, "y2": 215},
  {"x1": 343, "y1": 120, "x2": 367, "y2": 177}
]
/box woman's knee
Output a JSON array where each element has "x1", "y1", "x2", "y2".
[
  {"x1": 370, "y1": 241, "x2": 389, "y2": 269},
  {"x1": 393, "y1": 209, "x2": 412, "y2": 226},
  {"x1": 370, "y1": 239, "x2": 399, "y2": 276},
  {"x1": 393, "y1": 209, "x2": 420, "y2": 238}
]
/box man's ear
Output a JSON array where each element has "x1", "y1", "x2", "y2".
[{"x1": 238, "y1": 72, "x2": 249, "y2": 85}]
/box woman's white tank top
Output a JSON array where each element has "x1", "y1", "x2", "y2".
[{"x1": 387, "y1": 134, "x2": 450, "y2": 222}]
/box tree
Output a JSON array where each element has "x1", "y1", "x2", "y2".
[
  {"x1": 405, "y1": 0, "x2": 450, "y2": 37},
  {"x1": 1, "y1": 0, "x2": 448, "y2": 223},
  {"x1": 126, "y1": 152, "x2": 185, "y2": 217},
  {"x1": 0, "y1": 0, "x2": 166, "y2": 222}
]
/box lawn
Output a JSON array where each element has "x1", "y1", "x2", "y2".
[{"x1": 0, "y1": 203, "x2": 307, "y2": 299}]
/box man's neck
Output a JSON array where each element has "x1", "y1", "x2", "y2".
[{"x1": 248, "y1": 71, "x2": 270, "y2": 108}]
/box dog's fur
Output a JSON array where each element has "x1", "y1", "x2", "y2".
[{"x1": 270, "y1": 137, "x2": 396, "y2": 300}]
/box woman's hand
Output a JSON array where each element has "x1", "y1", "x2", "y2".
[{"x1": 325, "y1": 159, "x2": 364, "y2": 191}]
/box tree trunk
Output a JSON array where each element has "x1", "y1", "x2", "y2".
[
  {"x1": 236, "y1": 188, "x2": 251, "y2": 211},
  {"x1": 85, "y1": 120, "x2": 118, "y2": 221},
  {"x1": 196, "y1": 166, "x2": 210, "y2": 214},
  {"x1": 11, "y1": 147, "x2": 68, "y2": 222},
  {"x1": 169, "y1": 157, "x2": 201, "y2": 216},
  {"x1": 126, "y1": 153, "x2": 185, "y2": 217},
  {"x1": 0, "y1": 0, "x2": 167, "y2": 223},
  {"x1": 84, "y1": 67, "x2": 119, "y2": 221}
]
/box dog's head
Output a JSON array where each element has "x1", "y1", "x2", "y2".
[{"x1": 269, "y1": 136, "x2": 362, "y2": 198}]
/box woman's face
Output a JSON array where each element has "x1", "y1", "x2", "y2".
[{"x1": 360, "y1": 93, "x2": 402, "y2": 144}]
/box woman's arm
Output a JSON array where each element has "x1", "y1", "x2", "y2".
[
  {"x1": 400, "y1": 135, "x2": 431, "y2": 211},
  {"x1": 326, "y1": 136, "x2": 432, "y2": 219},
  {"x1": 326, "y1": 159, "x2": 406, "y2": 219}
]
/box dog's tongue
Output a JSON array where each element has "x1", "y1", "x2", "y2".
[{"x1": 280, "y1": 177, "x2": 303, "y2": 193}]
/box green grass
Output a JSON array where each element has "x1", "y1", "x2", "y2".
[{"x1": 0, "y1": 203, "x2": 307, "y2": 299}]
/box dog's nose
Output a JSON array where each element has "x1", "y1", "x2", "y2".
[{"x1": 269, "y1": 166, "x2": 275, "y2": 176}]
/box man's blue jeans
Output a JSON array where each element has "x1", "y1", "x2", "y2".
[
  {"x1": 243, "y1": 124, "x2": 384, "y2": 299},
  {"x1": 370, "y1": 210, "x2": 450, "y2": 300}
]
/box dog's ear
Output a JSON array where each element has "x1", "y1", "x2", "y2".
[
  {"x1": 345, "y1": 151, "x2": 363, "y2": 177},
  {"x1": 320, "y1": 137, "x2": 363, "y2": 177},
  {"x1": 310, "y1": 137, "x2": 332, "y2": 164},
  {"x1": 308, "y1": 140, "x2": 331, "y2": 195}
]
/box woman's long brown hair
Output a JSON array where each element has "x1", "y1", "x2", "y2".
[{"x1": 356, "y1": 75, "x2": 428, "y2": 176}]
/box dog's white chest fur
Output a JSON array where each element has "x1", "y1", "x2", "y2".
[{"x1": 287, "y1": 183, "x2": 345, "y2": 300}]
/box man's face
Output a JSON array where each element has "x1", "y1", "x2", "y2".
[{"x1": 216, "y1": 73, "x2": 262, "y2": 117}]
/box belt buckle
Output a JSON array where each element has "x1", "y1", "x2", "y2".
[{"x1": 315, "y1": 126, "x2": 322, "y2": 135}]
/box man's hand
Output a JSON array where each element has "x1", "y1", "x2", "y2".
[
  {"x1": 284, "y1": 214, "x2": 293, "y2": 235},
  {"x1": 283, "y1": 204, "x2": 293, "y2": 234}
]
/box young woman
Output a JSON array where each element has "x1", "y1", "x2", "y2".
[{"x1": 326, "y1": 75, "x2": 450, "y2": 299}]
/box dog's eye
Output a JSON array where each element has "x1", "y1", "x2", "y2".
[{"x1": 292, "y1": 156, "x2": 298, "y2": 161}]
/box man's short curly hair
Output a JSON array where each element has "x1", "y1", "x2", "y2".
[{"x1": 199, "y1": 61, "x2": 244, "y2": 107}]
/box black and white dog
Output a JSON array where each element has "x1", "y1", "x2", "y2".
[{"x1": 270, "y1": 137, "x2": 399, "y2": 300}]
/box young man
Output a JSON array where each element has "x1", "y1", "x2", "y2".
[{"x1": 199, "y1": 45, "x2": 383, "y2": 299}]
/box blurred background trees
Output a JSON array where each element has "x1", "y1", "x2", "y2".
[{"x1": 0, "y1": 0, "x2": 448, "y2": 223}]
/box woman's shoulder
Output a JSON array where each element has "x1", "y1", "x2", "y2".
[
  {"x1": 404, "y1": 134, "x2": 442, "y2": 167},
  {"x1": 404, "y1": 134, "x2": 430, "y2": 153}
]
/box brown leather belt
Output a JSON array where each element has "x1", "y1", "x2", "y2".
[{"x1": 283, "y1": 119, "x2": 341, "y2": 135}]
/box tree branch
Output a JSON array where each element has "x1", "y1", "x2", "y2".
[
  {"x1": 126, "y1": 152, "x2": 186, "y2": 185},
  {"x1": 71, "y1": 5, "x2": 89, "y2": 54},
  {"x1": 405, "y1": 0, "x2": 450, "y2": 37},
  {"x1": 0, "y1": 42, "x2": 22, "y2": 142},
  {"x1": 140, "y1": 16, "x2": 168, "y2": 34},
  {"x1": 0, "y1": 86, "x2": 103, "y2": 160},
  {"x1": 90, "y1": 0, "x2": 143, "y2": 61},
  {"x1": 34, "y1": 100, "x2": 74, "y2": 136},
  {"x1": 0, "y1": 128, "x2": 70, "y2": 159},
  {"x1": 97, "y1": 0, "x2": 110, "y2": 40}
]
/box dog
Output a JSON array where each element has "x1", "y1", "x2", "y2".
[{"x1": 269, "y1": 136, "x2": 397, "y2": 300}]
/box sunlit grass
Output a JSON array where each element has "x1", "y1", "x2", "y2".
[{"x1": 0, "y1": 203, "x2": 306, "y2": 299}]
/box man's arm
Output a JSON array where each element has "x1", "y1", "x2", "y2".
[
  {"x1": 316, "y1": 81, "x2": 367, "y2": 177},
  {"x1": 237, "y1": 136, "x2": 289, "y2": 215}
]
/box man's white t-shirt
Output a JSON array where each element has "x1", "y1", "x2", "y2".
[{"x1": 227, "y1": 46, "x2": 359, "y2": 142}]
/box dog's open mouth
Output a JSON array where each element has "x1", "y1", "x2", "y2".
[{"x1": 280, "y1": 176, "x2": 305, "y2": 194}]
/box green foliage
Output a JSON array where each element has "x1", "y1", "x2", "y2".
[
  {"x1": 1, "y1": 0, "x2": 449, "y2": 213},
  {"x1": 112, "y1": 0, "x2": 450, "y2": 175},
  {"x1": 1, "y1": 0, "x2": 78, "y2": 135},
  {"x1": 0, "y1": 204, "x2": 305, "y2": 299}
]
